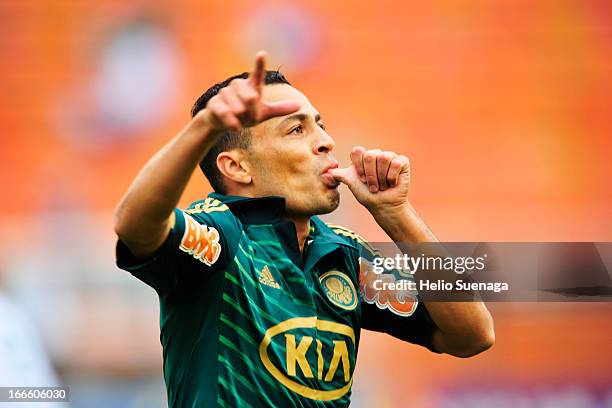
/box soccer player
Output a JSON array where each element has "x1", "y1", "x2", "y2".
[{"x1": 114, "y1": 52, "x2": 494, "y2": 407}]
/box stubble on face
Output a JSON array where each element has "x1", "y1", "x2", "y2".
[{"x1": 249, "y1": 150, "x2": 341, "y2": 216}]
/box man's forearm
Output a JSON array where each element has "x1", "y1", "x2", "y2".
[
  {"x1": 369, "y1": 202, "x2": 437, "y2": 244},
  {"x1": 114, "y1": 115, "x2": 219, "y2": 253},
  {"x1": 372, "y1": 203, "x2": 495, "y2": 357}
]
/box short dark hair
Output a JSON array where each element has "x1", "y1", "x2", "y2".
[{"x1": 191, "y1": 70, "x2": 291, "y2": 194}]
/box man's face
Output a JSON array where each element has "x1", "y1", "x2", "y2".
[{"x1": 246, "y1": 84, "x2": 340, "y2": 216}]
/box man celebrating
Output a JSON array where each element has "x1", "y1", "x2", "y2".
[{"x1": 114, "y1": 52, "x2": 494, "y2": 407}]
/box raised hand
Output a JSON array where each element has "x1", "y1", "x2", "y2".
[
  {"x1": 198, "y1": 51, "x2": 301, "y2": 132},
  {"x1": 330, "y1": 146, "x2": 411, "y2": 211}
]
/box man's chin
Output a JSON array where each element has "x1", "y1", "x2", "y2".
[
  {"x1": 313, "y1": 189, "x2": 340, "y2": 215},
  {"x1": 284, "y1": 188, "x2": 340, "y2": 217}
]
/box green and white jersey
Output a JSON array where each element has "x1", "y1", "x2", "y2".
[{"x1": 116, "y1": 193, "x2": 437, "y2": 407}]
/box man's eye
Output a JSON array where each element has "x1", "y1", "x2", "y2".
[
  {"x1": 318, "y1": 122, "x2": 326, "y2": 130},
  {"x1": 289, "y1": 125, "x2": 303, "y2": 134}
]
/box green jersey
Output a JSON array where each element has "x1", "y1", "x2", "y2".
[{"x1": 116, "y1": 193, "x2": 437, "y2": 407}]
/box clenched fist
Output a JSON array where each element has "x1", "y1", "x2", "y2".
[
  {"x1": 196, "y1": 51, "x2": 301, "y2": 133},
  {"x1": 330, "y1": 146, "x2": 411, "y2": 211}
]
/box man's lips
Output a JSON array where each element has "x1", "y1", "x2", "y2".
[
  {"x1": 321, "y1": 172, "x2": 339, "y2": 188},
  {"x1": 321, "y1": 161, "x2": 340, "y2": 188},
  {"x1": 322, "y1": 161, "x2": 339, "y2": 175}
]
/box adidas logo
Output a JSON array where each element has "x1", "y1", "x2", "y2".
[{"x1": 258, "y1": 266, "x2": 280, "y2": 289}]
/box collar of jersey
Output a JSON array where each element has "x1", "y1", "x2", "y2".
[
  {"x1": 208, "y1": 192, "x2": 286, "y2": 224},
  {"x1": 208, "y1": 193, "x2": 358, "y2": 251},
  {"x1": 309, "y1": 216, "x2": 359, "y2": 251}
]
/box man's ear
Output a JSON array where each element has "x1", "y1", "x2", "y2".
[{"x1": 216, "y1": 150, "x2": 252, "y2": 186}]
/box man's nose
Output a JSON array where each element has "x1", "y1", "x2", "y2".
[{"x1": 314, "y1": 131, "x2": 336, "y2": 154}]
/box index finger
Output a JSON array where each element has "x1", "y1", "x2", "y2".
[{"x1": 249, "y1": 51, "x2": 267, "y2": 94}]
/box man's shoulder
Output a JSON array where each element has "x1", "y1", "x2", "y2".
[
  {"x1": 323, "y1": 222, "x2": 365, "y2": 242},
  {"x1": 184, "y1": 197, "x2": 231, "y2": 216},
  {"x1": 181, "y1": 198, "x2": 243, "y2": 237},
  {"x1": 318, "y1": 219, "x2": 381, "y2": 258}
]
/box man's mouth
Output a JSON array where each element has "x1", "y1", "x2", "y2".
[
  {"x1": 321, "y1": 161, "x2": 340, "y2": 188},
  {"x1": 321, "y1": 161, "x2": 339, "y2": 175}
]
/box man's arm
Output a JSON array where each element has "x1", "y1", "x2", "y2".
[
  {"x1": 114, "y1": 52, "x2": 300, "y2": 258},
  {"x1": 368, "y1": 203, "x2": 495, "y2": 357},
  {"x1": 113, "y1": 116, "x2": 219, "y2": 258},
  {"x1": 331, "y1": 147, "x2": 494, "y2": 358}
]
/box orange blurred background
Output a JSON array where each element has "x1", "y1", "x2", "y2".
[{"x1": 0, "y1": 1, "x2": 610, "y2": 407}]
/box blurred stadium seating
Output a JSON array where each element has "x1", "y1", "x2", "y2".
[{"x1": 0, "y1": 1, "x2": 610, "y2": 407}]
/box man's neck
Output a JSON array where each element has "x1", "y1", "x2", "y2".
[
  {"x1": 223, "y1": 188, "x2": 312, "y2": 252},
  {"x1": 283, "y1": 215, "x2": 311, "y2": 253}
]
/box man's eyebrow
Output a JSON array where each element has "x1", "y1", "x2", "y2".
[{"x1": 276, "y1": 112, "x2": 322, "y2": 129}]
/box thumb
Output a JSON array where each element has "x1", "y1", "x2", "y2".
[
  {"x1": 329, "y1": 167, "x2": 353, "y2": 184},
  {"x1": 259, "y1": 101, "x2": 301, "y2": 121}
]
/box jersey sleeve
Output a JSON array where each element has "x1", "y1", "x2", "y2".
[
  {"x1": 357, "y1": 241, "x2": 440, "y2": 353},
  {"x1": 116, "y1": 207, "x2": 239, "y2": 295}
]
